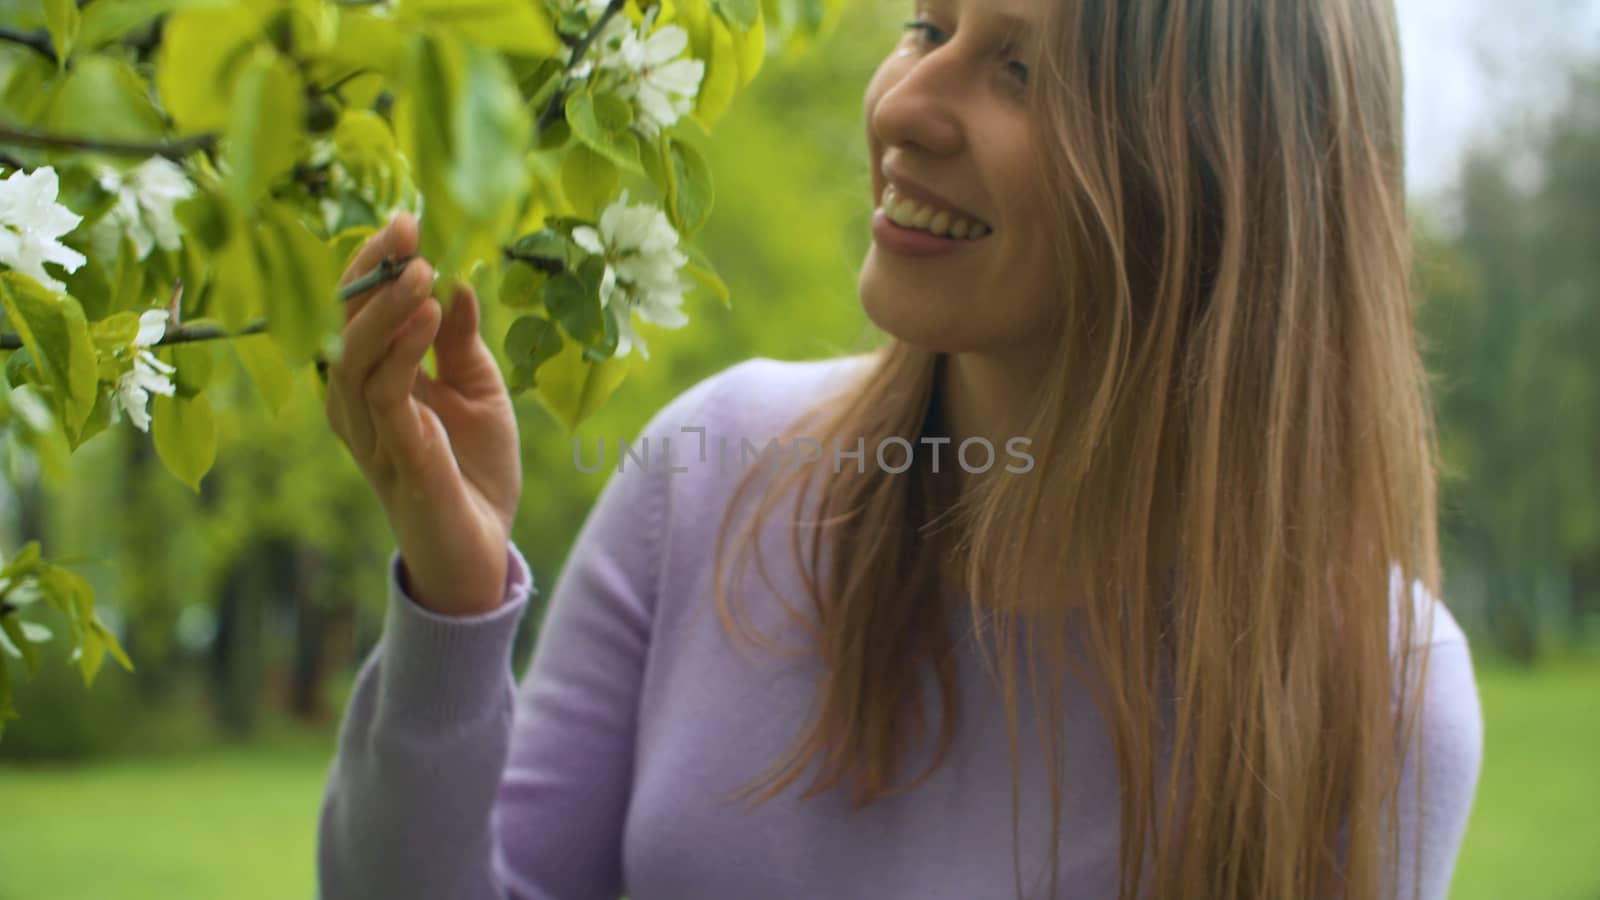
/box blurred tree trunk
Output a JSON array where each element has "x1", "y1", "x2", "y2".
[
  {"x1": 14, "y1": 472, "x2": 45, "y2": 545},
  {"x1": 290, "y1": 546, "x2": 327, "y2": 722},
  {"x1": 1570, "y1": 555, "x2": 1599, "y2": 640},
  {"x1": 211, "y1": 539, "x2": 281, "y2": 737},
  {"x1": 1484, "y1": 533, "x2": 1542, "y2": 664},
  {"x1": 123, "y1": 430, "x2": 177, "y2": 703}
]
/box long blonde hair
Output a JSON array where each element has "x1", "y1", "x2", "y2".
[{"x1": 711, "y1": 0, "x2": 1442, "y2": 897}]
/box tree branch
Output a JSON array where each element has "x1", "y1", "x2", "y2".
[
  {"x1": 0, "y1": 123, "x2": 218, "y2": 162},
  {"x1": 503, "y1": 249, "x2": 567, "y2": 275},
  {"x1": 0, "y1": 250, "x2": 565, "y2": 352},
  {"x1": 535, "y1": 0, "x2": 627, "y2": 137}
]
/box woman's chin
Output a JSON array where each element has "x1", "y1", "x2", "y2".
[{"x1": 858, "y1": 265, "x2": 964, "y2": 352}]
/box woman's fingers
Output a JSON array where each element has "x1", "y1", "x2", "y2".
[
  {"x1": 329, "y1": 253, "x2": 434, "y2": 463},
  {"x1": 340, "y1": 212, "x2": 419, "y2": 319},
  {"x1": 365, "y1": 297, "x2": 445, "y2": 474}
]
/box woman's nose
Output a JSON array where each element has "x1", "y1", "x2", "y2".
[{"x1": 869, "y1": 51, "x2": 965, "y2": 158}]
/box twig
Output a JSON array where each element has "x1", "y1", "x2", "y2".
[
  {"x1": 315, "y1": 68, "x2": 375, "y2": 97},
  {"x1": 1, "y1": 250, "x2": 563, "y2": 350},
  {"x1": 503, "y1": 249, "x2": 567, "y2": 275},
  {"x1": 0, "y1": 26, "x2": 56, "y2": 65},
  {"x1": 0, "y1": 123, "x2": 217, "y2": 162},
  {"x1": 535, "y1": 0, "x2": 627, "y2": 137}
]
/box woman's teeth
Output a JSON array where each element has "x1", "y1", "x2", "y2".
[{"x1": 880, "y1": 185, "x2": 992, "y2": 240}]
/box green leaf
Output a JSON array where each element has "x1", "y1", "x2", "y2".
[
  {"x1": 92, "y1": 618, "x2": 134, "y2": 673},
  {"x1": 714, "y1": 0, "x2": 760, "y2": 29},
  {"x1": 682, "y1": 262, "x2": 731, "y2": 308},
  {"x1": 730, "y1": 7, "x2": 766, "y2": 86},
  {"x1": 74, "y1": 386, "x2": 114, "y2": 449},
  {"x1": 258, "y1": 204, "x2": 341, "y2": 364},
  {"x1": 668, "y1": 138, "x2": 714, "y2": 235},
  {"x1": 0, "y1": 615, "x2": 40, "y2": 677},
  {"x1": 511, "y1": 228, "x2": 572, "y2": 263},
  {"x1": 209, "y1": 224, "x2": 264, "y2": 335},
  {"x1": 0, "y1": 274, "x2": 99, "y2": 437},
  {"x1": 163, "y1": 339, "x2": 218, "y2": 400},
  {"x1": 47, "y1": 56, "x2": 166, "y2": 142},
  {"x1": 0, "y1": 50, "x2": 63, "y2": 126},
  {"x1": 110, "y1": 234, "x2": 151, "y2": 311},
  {"x1": 534, "y1": 338, "x2": 631, "y2": 430},
  {"x1": 42, "y1": 0, "x2": 80, "y2": 66},
  {"x1": 583, "y1": 299, "x2": 620, "y2": 362},
  {"x1": 151, "y1": 392, "x2": 217, "y2": 491},
  {"x1": 498, "y1": 260, "x2": 548, "y2": 309},
  {"x1": 0, "y1": 543, "x2": 43, "y2": 580},
  {"x1": 592, "y1": 93, "x2": 635, "y2": 131},
  {"x1": 566, "y1": 93, "x2": 645, "y2": 175},
  {"x1": 542, "y1": 271, "x2": 604, "y2": 345},
  {"x1": 5, "y1": 347, "x2": 40, "y2": 390},
  {"x1": 504, "y1": 314, "x2": 564, "y2": 389},
  {"x1": 561, "y1": 144, "x2": 619, "y2": 220},
  {"x1": 173, "y1": 181, "x2": 232, "y2": 253},
  {"x1": 155, "y1": 5, "x2": 268, "y2": 133},
  {"x1": 90, "y1": 311, "x2": 141, "y2": 357},
  {"x1": 691, "y1": 16, "x2": 740, "y2": 130},
  {"x1": 326, "y1": 5, "x2": 408, "y2": 78},
  {"x1": 640, "y1": 131, "x2": 671, "y2": 197},
  {"x1": 224, "y1": 49, "x2": 305, "y2": 214},
  {"x1": 80, "y1": 0, "x2": 230, "y2": 49},
  {"x1": 76, "y1": 620, "x2": 105, "y2": 687},
  {"x1": 396, "y1": 0, "x2": 561, "y2": 56},
  {"x1": 232, "y1": 333, "x2": 297, "y2": 415},
  {"x1": 448, "y1": 47, "x2": 531, "y2": 223}
]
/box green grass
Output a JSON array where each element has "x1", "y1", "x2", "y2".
[
  {"x1": 1452, "y1": 652, "x2": 1600, "y2": 900},
  {"x1": 0, "y1": 728, "x2": 337, "y2": 900},
  {"x1": 0, "y1": 656, "x2": 1594, "y2": 900}
]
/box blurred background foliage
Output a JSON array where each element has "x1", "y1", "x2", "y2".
[{"x1": 2, "y1": 2, "x2": 1598, "y2": 899}]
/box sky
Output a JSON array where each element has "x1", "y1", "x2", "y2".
[{"x1": 1398, "y1": 0, "x2": 1600, "y2": 196}]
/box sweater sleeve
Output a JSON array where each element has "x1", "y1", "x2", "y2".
[
  {"x1": 316, "y1": 541, "x2": 538, "y2": 900},
  {"x1": 1393, "y1": 631, "x2": 1485, "y2": 900},
  {"x1": 317, "y1": 364, "x2": 734, "y2": 900}
]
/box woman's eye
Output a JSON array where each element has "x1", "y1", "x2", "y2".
[
  {"x1": 902, "y1": 19, "x2": 1030, "y2": 87},
  {"x1": 902, "y1": 19, "x2": 946, "y2": 47}
]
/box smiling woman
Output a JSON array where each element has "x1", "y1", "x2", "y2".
[{"x1": 316, "y1": 0, "x2": 1482, "y2": 898}]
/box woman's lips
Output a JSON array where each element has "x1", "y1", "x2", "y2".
[{"x1": 870, "y1": 209, "x2": 987, "y2": 258}]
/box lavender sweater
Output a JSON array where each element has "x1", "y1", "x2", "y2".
[{"x1": 317, "y1": 356, "x2": 1485, "y2": 900}]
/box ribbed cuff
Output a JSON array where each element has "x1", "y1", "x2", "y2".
[{"x1": 374, "y1": 542, "x2": 537, "y2": 733}]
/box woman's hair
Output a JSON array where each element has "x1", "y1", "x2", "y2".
[{"x1": 711, "y1": 0, "x2": 1442, "y2": 897}]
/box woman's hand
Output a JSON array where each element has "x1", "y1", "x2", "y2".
[{"x1": 323, "y1": 212, "x2": 524, "y2": 616}]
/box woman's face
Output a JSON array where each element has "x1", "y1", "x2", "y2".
[{"x1": 859, "y1": 0, "x2": 1058, "y2": 356}]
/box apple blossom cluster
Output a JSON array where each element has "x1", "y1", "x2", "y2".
[
  {"x1": 0, "y1": 166, "x2": 180, "y2": 432},
  {"x1": 564, "y1": 0, "x2": 707, "y2": 139},
  {"x1": 572, "y1": 189, "x2": 692, "y2": 360},
  {"x1": 1, "y1": 159, "x2": 698, "y2": 421}
]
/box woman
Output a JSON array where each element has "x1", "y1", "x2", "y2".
[{"x1": 317, "y1": 0, "x2": 1483, "y2": 897}]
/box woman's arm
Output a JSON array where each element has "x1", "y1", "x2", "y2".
[{"x1": 317, "y1": 363, "x2": 732, "y2": 900}]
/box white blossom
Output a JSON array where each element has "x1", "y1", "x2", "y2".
[
  {"x1": 112, "y1": 309, "x2": 178, "y2": 433},
  {"x1": 90, "y1": 157, "x2": 194, "y2": 262},
  {"x1": 598, "y1": 24, "x2": 706, "y2": 138},
  {"x1": 0, "y1": 167, "x2": 87, "y2": 295},
  {"x1": 564, "y1": 2, "x2": 705, "y2": 139},
  {"x1": 570, "y1": 190, "x2": 690, "y2": 360}
]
